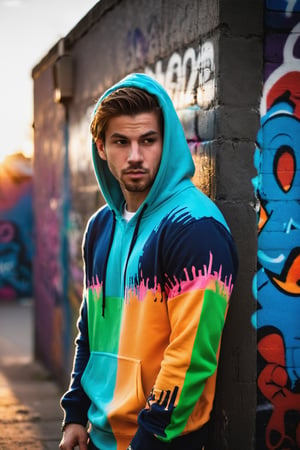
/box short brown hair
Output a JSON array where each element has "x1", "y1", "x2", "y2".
[{"x1": 90, "y1": 87, "x2": 163, "y2": 142}]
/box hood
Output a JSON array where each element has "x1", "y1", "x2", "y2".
[{"x1": 91, "y1": 73, "x2": 195, "y2": 216}]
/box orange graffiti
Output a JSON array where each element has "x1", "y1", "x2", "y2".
[
  {"x1": 258, "y1": 203, "x2": 269, "y2": 233},
  {"x1": 271, "y1": 251, "x2": 300, "y2": 295}
]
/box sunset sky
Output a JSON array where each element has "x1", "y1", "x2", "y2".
[{"x1": 0, "y1": 0, "x2": 99, "y2": 161}]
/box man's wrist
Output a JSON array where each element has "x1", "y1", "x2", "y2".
[{"x1": 61, "y1": 421, "x2": 86, "y2": 432}]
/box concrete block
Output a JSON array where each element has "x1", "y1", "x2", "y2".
[
  {"x1": 220, "y1": 0, "x2": 264, "y2": 36},
  {"x1": 214, "y1": 140, "x2": 257, "y2": 202},
  {"x1": 215, "y1": 105, "x2": 260, "y2": 141},
  {"x1": 218, "y1": 36, "x2": 263, "y2": 107}
]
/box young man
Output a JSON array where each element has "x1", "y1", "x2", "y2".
[{"x1": 59, "y1": 73, "x2": 238, "y2": 450}]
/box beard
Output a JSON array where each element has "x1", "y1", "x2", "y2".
[
  {"x1": 120, "y1": 166, "x2": 156, "y2": 194},
  {"x1": 121, "y1": 177, "x2": 154, "y2": 193}
]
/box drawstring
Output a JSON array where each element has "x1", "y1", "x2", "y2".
[
  {"x1": 123, "y1": 204, "x2": 147, "y2": 296},
  {"x1": 102, "y1": 211, "x2": 116, "y2": 317},
  {"x1": 101, "y1": 204, "x2": 147, "y2": 317}
]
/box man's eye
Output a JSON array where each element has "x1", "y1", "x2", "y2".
[
  {"x1": 143, "y1": 138, "x2": 155, "y2": 144},
  {"x1": 115, "y1": 139, "x2": 127, "y2": 145}
]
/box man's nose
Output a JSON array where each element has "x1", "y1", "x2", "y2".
[{"x1": 128, "y1": 142, "x2": 143, "y2": 162}]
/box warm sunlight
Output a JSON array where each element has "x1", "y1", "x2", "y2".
[
  {"x1": 0, "y1": 146, "x2": 32, "y2": 163},
  {"x1": 0, "y1": 0, "x2": 99, "y2": 163},
  {"x1": 0, "y1": 151, "x2": 12, "y2": 163},
  {"x1": 0, "y1": 122, "x2": 33, "y2": 163}
]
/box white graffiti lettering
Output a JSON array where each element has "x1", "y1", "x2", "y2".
[
  {"x1": 286, "y1": 0, "x2": 297, "y2": 17},
  {"x1": 145, "y1": 42, "x2": 215, "y2": 109}
]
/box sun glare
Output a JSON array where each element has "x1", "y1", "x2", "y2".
[
  {"x1": 0, "y1": 0, "x2": 99, "y2": 167},
  {"x1": 0, "y1": 149, "x2": 14, "y2": 163},
  {"x1": 0, "y1": 139, "x2": 33, "y2": 164}
]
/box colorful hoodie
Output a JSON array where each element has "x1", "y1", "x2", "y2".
[{"x1": 61, "y1": 73, "x2": 238, "y2": 450}]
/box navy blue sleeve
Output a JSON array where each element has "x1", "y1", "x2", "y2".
[{"x1": 60, "y1": 299, "x2": 91, "y2": 429}]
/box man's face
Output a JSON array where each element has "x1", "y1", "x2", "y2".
[{"x1": 96, "y1": 112, "x2": 163, "y2": 211}]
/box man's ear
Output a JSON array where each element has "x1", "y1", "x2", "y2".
[{"x1": 95, "y1": 138, "x2": 106, "y2": 160}]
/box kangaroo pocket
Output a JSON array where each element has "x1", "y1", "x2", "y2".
[{"x1": 81, "y1": 352, "x2": 146, "y2": 437}]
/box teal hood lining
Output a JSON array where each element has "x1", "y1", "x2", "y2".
[{"x1": 91, "y1": 73, "x2": 195, "y2": 217}]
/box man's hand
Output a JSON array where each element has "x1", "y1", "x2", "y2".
[{"x1": 59, "y1": 423, "x2": 89, "y2": 450}]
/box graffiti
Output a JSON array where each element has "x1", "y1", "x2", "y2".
[
  {"x1": 145, "y1": 44, "x2": 216, "y2": 198},
  {"x1": 266, "y1": 0, "x2": 300, "y2": 16},
  {"x1": 126, "y1": 27, "x2": 149, "y2": 65},
  {"x1": 0, "y1": 154, "x2": 33, "y2": 299},
  {"x1": 252, "y1": 8, "x2": 300, "y2": 449},
  {"x1": 0, "y1": 220, "x2": 31, "y2": 298},
  {"x1": 126, "y1": 26, "x2": 215, "y2": 109},
  {"x1": 145, "y1": 42, "x2": 215, "y2": 109}
]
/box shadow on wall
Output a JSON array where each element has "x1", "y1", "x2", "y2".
[{"x1": 0, "y1": 153, "x2": 33, "y2": 300}]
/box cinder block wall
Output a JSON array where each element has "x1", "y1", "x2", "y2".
[
  {"x1": 208, "y1": 3, "x2": 263, "y2": 449},
  {"x1": 32, "y1": 1, "x2": 263, "y2": 448}
]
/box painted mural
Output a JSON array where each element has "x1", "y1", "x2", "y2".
[
  {"x1": 252, "y1": 2, "x2": 300, "y2": 449},
  {"x1": 0, "y1": 153, "x2": 33, "y2": 299}
]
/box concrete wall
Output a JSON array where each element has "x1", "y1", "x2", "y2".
[{"x1": 32, "y1": 0, "x2": 263, "y2": 448}]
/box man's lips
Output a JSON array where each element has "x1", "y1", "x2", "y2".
[{"x1": 123, "y1": 169, "x2": 148, "y2": 176}]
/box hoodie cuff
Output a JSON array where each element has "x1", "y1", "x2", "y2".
[
  {"x1": 129, "y1": 427, "x2": 169, "y2": 450},
  {"x1": 61, "y1": 419, "x2": 88, "y2": 432}
]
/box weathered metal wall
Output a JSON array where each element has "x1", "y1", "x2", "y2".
[
  {"x1": 32, "y1": 0, "x2": 263, "y2": 448},
  {"x1": 252, "y1": 2, "x2": 300, "y2": 449}
]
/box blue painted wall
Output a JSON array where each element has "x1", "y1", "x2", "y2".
[{"x1": 252, "y1": 2, "x2": 300, "y2": 448}]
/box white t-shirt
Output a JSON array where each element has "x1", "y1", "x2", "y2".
[{"x1": 123, "y1": 204, "x2": 136, "y2": 222}]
